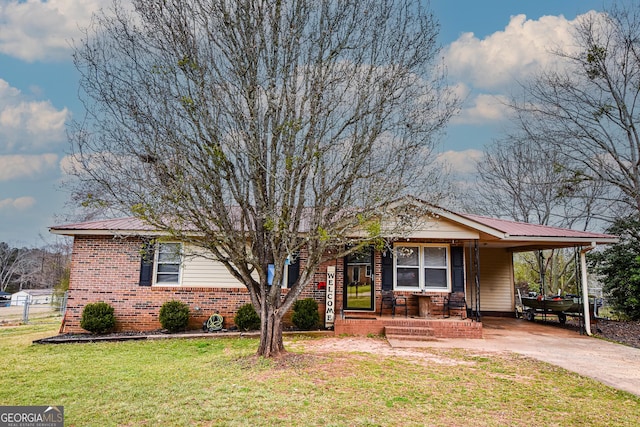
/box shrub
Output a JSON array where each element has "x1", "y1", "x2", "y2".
[
  {"x1": 234, "y1": 303, "x2": 261, "y2": 331},
  {"x1": 591, "y1": 215, "x2": 640, "y2": 320},
  {"x1": 292, "y1": 298, "x2": 320, "y2": 330},
  {"x1": 159, "y1": 300, "x2": 190, "y2": 332},
  {"x1": 80, "y1": 302, "x2": 116, "y2": 334}
]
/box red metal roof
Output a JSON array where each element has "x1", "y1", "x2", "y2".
[
  {"x1": 50, "y1": 217, "x2": 154, "y2": 232},
  {"x1": 50, "y1": 208, "x2": 617, "y2": 244},
  {"x1": 458, "y1": 213, "x2": 615, "y2": 240}
]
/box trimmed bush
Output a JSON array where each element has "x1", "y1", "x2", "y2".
[
  {"x1": 292, "y1": 298, "x2": 320, "y2": 330},
  {"x1": 234, "y1": 303, "x2": 261, "y2": 331},
  {"x1": 159, "y1": 300, "x2": 190, "y2": 333},
  {"x1": 80, "y1": 302, "x2": 116, "y2": 334}
]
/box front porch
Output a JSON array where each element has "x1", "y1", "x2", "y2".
[{"x1": 333, "y1": 314, "x2": 483, "y2": 339}]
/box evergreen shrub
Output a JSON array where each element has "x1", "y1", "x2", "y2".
[
  {"x1": 159, "y1": 300, "x2": 190, "y2": 332},
  {"x1": 292, "y1": 298, "x2": 320, "y2": 330},
  {"x1": 80, "y1": 301, "x2": 116, "y2": 334},
  {"x1": 234, "y1": 303, "x2": 261, "y2": 331}
]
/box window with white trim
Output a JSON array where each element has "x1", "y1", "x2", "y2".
[
  {"x1": 394, "y1": 244, "x2": 450, "y2": 291},
  {"x1": 154, "y1": 243, "x2": 182, "y2": 284}
]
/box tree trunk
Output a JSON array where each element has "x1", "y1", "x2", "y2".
[{"x1": 257, "y1": 306, "x2": 285, "y2": 357}]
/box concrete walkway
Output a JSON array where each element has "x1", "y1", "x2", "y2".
[{"x1": 388, "y1": 317, "x2": 640, "y2": 397}]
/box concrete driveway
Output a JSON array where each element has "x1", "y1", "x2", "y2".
[{"x1": 388, "y1": 317, "x2": 640, "y2": 397}]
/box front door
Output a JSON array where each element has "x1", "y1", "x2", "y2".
[{"x1": 344, "y1": 248, "x2": 374, "y2": 310}]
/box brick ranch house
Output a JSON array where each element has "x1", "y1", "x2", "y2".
[{"x1": 50, "y1": 202, "x2": 616, "y2": 339}]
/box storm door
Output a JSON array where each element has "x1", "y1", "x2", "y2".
[{"x1": 344, "y1": 248, "x2": 374, "y2": 310}]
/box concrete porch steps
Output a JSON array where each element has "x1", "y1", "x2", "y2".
[{"x1": 384, "y1": 325, "x2": 438, "y2": 341}]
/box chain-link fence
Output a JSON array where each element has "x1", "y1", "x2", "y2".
[{"x1": 0, "y1": 291, "x2": 67, "y2": 325}]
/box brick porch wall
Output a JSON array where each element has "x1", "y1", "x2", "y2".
[
  {"x1": 334, "y1": 318, "x2": 483, "y2": 339},
  {"x1": 62, "y1": 236, "x2": 328, "y2": 333}
]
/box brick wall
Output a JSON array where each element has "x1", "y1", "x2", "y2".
[{"x1": 62, "y1": 236, "x2": 329, "y2": 333}]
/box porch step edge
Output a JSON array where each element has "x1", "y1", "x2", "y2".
[
  {"x1": 385, "y1": 334, "x2": 439, "y2": 342},
  {"x1": 384, "y1": 326, "x2": 435, "y2": 336}
]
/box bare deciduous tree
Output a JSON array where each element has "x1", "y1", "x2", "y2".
[
  {"x1": 477, "y1": 3, "x2": 640, "y2": 296},
  {"x1": 0, "y1": 243, "x2": 30, "y2": 293},
  {"x1": 0, "y1": 241, "x2": 71, "y2": 293},
  {"x1": 508, "y1": 2, "x2": 640, "y2": 219},
  {"x1": 472, "y1": 134, "x2": 610, "y2": 295},
  {"x1": 475, "y1": 136, "x2": 609, "y2": 229},
  {"x1": 68, "y1": 0, "x2": 457, "y2": 356}
]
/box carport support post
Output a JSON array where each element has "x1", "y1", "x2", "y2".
[{"x1": 580, "y1": 242, "x2": 596, "y2": 336}]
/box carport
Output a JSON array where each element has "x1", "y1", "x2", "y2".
[{"x1": 455, "y1": 213, "x2": 618, "y2": 335}]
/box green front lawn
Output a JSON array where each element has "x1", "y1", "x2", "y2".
[{"x1": 1, "y1": 324, "x2": 638, "y2": 426}]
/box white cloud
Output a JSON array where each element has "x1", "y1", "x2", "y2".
[
  {"x1": 443, "y1": 11, "x2": 605, "y2": 126},
  {"x1": 437, "y1": 149, "x2": 483, "y2": 174},
  {"x1": 0, "y1": 0, "x2": 102, "y2": 62},
  {"x1": 0, "y1": 153, "x2": 59, "y2": 181},
  {"x1": 444, "y1": 12, "x2": 598, "y2": 91},
  {"x1": 0, "y1": 79, "x2": 69, "y2": 152},
  {"x1": 452, "y1": 93, "x2": 510, "y2": 124},
  {"x1": 0, "y1": 196, "x2": 36, "y2": 211},
  {"x1": 58, "y1": 154, "x2": 82, "y2": 177}
]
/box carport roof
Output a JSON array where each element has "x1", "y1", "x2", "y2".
[
  {"x1": 459, "y1": 213, "x2": 612, "y2": 239},
  {"x1": 451, "y1": 212, "x2": 618, "y2": 250}
]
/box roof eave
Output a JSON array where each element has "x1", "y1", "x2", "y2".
[
  {"x1": 49, "y1": 228, "x2": 167, "y2": 237},
  {"x1": 502, "y1": 236, "x2": 619, "y2": 244}
]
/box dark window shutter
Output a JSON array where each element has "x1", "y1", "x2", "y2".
[
  {"x1": 287, "y1": 253, "x2": 300, "y2": 288},
  {"x1": 381, "y1": 249, "x2": 394, "y2": 291},
  {"x1": 139, "y1": 242, "x2": 155, "y2": 286},
  {"x1": 451, "y1": 246, "x2": 464, "y2": 293}
]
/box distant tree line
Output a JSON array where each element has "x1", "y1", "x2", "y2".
[{"x1": 0, "y1": 241, "x2": 71, "y2": 294}]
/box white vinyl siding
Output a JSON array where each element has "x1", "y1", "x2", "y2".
[
  {"x1": 179, "y1": 245, "x2": 254, "y2": 288},
  {"x1": 472, "y1": 248, "x2": 514, "y2": 312},
  {"x1": 383, "y1": 216, "x2": 480, "y2": 240}
]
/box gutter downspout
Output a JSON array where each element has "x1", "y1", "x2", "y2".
[{"x1": 580, "y1": 242, "x2": 597, "y2": 336}]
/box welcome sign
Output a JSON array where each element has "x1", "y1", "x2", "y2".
[{"x1": 325, "y1": 266, "x2": 336, "y2": 327}]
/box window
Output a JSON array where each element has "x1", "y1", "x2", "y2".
[
  {"x1": 270, "y1": 254, "x2": 300, "y2": 288},
  {"x1": 394, "y1": 244, "x2": 450, "y2": 291},
  {"x1": 423, "y1": 246, "x2": 447, "y2": 289},
  {"x1": 155, "y1": 243, "x2": 182, "y2": 284}
]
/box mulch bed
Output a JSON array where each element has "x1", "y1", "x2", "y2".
[
  {"x1": 595, "y1": 319, "x2": 640, "y2": 349},
  {"x1": 32, "y1": 329, "x2": 247, "y2": 344},
  {"x1": 32, "y1": 329, "x2": 331, "y2": 344},
  {"x1": 557, "y1": 317, "x2": 640, "y2": 349}
]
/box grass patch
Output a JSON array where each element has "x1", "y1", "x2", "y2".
[{"x1": 1, "y1": 324, "x2": 639, "y2": 426}]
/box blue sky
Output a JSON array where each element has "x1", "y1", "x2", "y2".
[{"x1": 0, "y1": 0, "x2": 606, "y2": 245}]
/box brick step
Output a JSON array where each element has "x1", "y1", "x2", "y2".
[
  {"x1": 384, "y1": 325, "x2": 435, "y2": 337},
  {"x1": 343, "y1": 313, "x2": 378, "y2": 320},
  {"x1": 385, "y1": 334, "x2": 439, "y2": 342}
]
